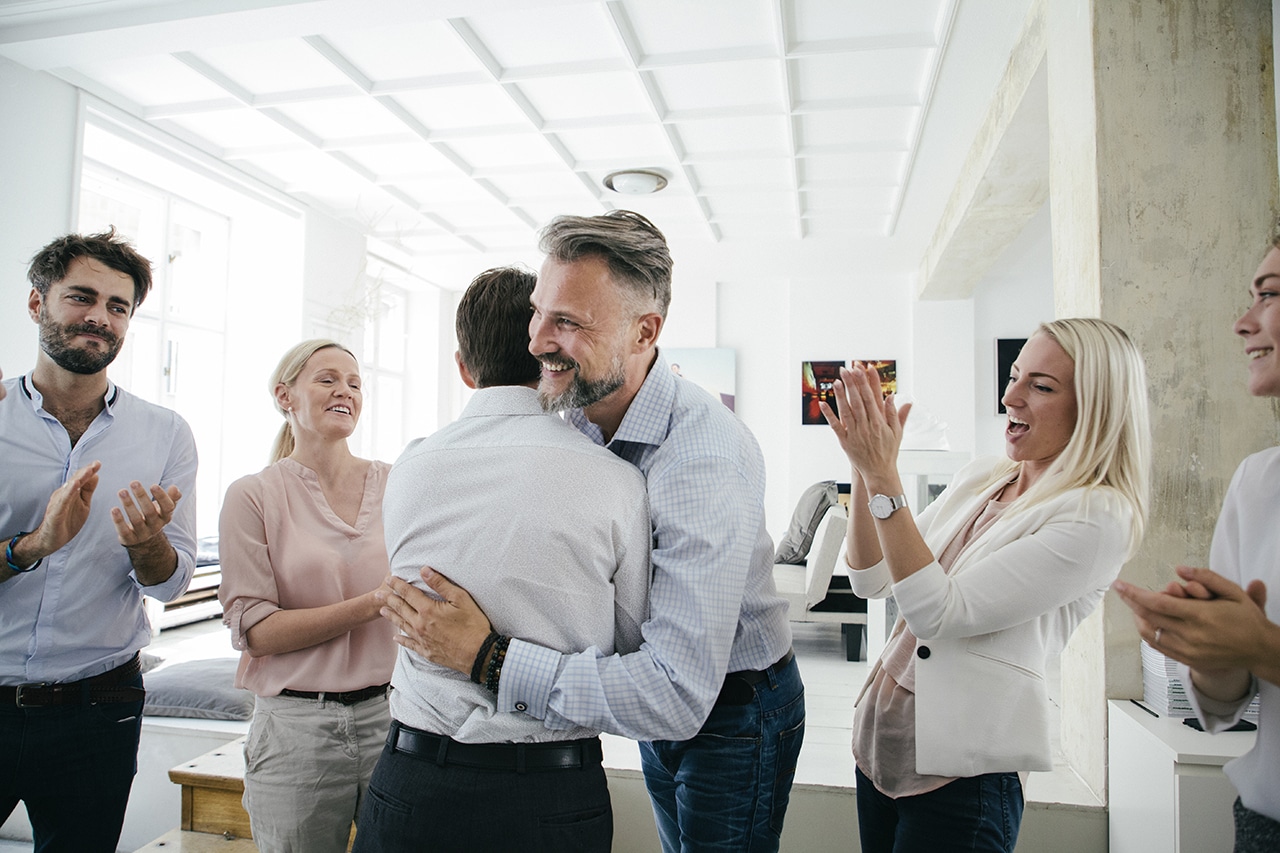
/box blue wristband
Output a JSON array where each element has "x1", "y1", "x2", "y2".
[{"x1": 5, "y1": 533, "x2": 42, "y2": 573}]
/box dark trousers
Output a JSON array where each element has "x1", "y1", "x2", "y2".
[
  {"x1": 855, "y1": 765, "x2": 1023, "y2": 853},
  {"x1": 0, "y1": 671, "x2": 145, "y2": 853},
  {"x1": 640, "y1": 654, "x2": 805, "y2": 852},
  {"x1": 1234, "y1": 797, "x2": 1280, "y2": 853},
  {"x1": 353, "y1": 723, "x2": 612, "y2": 853}
]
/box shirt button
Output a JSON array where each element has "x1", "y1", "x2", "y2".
[
  {"x1": 514, "y1": 702, "x2": 528, "y2": 712},
  {"x1": 917, "y1": 646, "x2": 931, "y2": 659}
]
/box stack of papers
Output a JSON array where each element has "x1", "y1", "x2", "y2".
[{"x1": 1141, "y1": 641, "x2": 1260, "y2": 722}]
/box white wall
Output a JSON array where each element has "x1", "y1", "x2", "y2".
[
  {"x1": 0, "y1": 57, "x2": 78, "y2": 374},
  {"x1": 971, "y1": 200, "x2": 1055, "y2": 460}
]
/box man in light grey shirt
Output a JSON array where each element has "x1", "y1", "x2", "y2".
[{"x1": 355, "y1": 267, "x2": 650, "y2": 853}]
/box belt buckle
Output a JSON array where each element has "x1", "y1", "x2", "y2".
[{"x1": 14, "y1": 683, "x2": 50, "y2": 708}]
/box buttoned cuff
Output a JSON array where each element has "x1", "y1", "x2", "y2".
[{"x1": 496, "y1": 638, "x2": 558, "y2": 718}]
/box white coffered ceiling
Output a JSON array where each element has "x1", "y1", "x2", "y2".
[{"x1": 0, "y1": 0, "x2": 1032, "y2": 287}]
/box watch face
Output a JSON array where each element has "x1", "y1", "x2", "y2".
[{"x1": 869, "y1": 494, "x2": 903, "y2": 519}]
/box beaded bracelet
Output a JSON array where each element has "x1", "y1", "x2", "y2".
[
  {"x1": 470, "y1": 631, "x2": 501, "y2": 685},
  {"x1": 5, "y1": 533, "x2": 41, "y2": 574},
  {"x1": 483, "y1": 635, "x2": 511, "y2": 695}
]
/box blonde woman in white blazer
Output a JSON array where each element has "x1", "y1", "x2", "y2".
[{"x1": 821, "y1": 318, "x2": 1150, "y2": 853}]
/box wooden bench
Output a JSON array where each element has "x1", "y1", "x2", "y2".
[{"x1": 136, "y1": 736, "x2": 355, "y2": 851}]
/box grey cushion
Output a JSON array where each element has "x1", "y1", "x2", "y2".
[
  {"x1": 143, "y1": 658, "x2": 253, "y2": 721},
  {"x1": 774, "y1": 480, "x2": 839, "y2": 564}
]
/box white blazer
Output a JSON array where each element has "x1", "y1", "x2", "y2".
[{"x1": 851, "y1": 457, "x2": 1133, "y2": 777}]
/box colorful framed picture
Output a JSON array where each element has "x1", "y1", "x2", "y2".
[{"x1": 801, "y1": 361, "x2": 844, "y2": 425}]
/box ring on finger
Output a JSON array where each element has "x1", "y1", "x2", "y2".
[{"x1": 1153, "y1": 627, "x2": 1163, "y2": 646}]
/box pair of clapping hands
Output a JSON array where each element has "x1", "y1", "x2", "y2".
[
  {"x1": 1113, "y1": 568, "x2": 1271, "y2": 700},
  {"x1": 23, "y1": 460, "x2": 182, "y2": 562}
]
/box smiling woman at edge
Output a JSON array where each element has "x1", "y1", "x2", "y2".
[
  {"x1": 821, "y1": 318, "x2": 1151, "y2": 853},
  {"x1": 217, "y1": 340, "x2": 396, "y2": 853},
  {"x1": 1114, "y1": 228, "x2": 1280, "y2": 852}
]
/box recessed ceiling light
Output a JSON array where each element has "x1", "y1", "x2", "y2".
[{"x1": 604, "y1": 169, "x2": 668, "y2": 195}]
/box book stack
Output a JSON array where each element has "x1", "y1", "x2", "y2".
[{"x1": 1140, "y1": 641, "x2": 1260, "y2": 722}]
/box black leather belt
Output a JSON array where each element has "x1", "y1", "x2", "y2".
[
  {"x1": 716, "y1": 648, "x2": 796, "y2": 707},
  {"x1": 389, "y1": 722, "x2": 602, "y2": 773},
  {"x1": 2, "y1": 654, "x2": 144, "y2": 708},
  {"x1": 280, "y1": 683, "x2": 389, "y2": 705}
]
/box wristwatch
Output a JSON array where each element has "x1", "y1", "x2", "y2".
[{"x1": 867, "y1": 493, "x2": 908, "y2": 520}]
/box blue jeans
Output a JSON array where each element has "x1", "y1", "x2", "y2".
[
  {"x1": 640, "y1": 654, "x2": 805, "y2": 852},
  {"x1": 0, "y1": 671, "x2": 145, "y2": 853},
  {"x1": 855, "y1": 765, "x2": 1023, "y2": 853}
]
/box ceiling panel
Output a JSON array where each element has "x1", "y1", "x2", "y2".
[
  {"x1": 649, "y1": 60, "x2": 782, "y2": 113},
  {"x1": 271, "y1": 97, "x2": 411, "y2": 140},
  {"x1": 160, "y1": 108, "x2": 302, "y2": 151},
  {"x1": 463, "y1": 4, "x2": 624, "y2": 67},
  {"x1": 799, "y1": 107, "x2": 915, "y2": 148},
  {"x1": 318, "y1": 21, "x2": 485, "y2": 80},
  {"x1": 443, "y1": 132, "x2": 567, "y2": 171},
  {"x1": 189, "y1": 38, "x2": 356, "y2": 94},
  {"x1": 342, "y1": 142, "x2": 467, "y2": 180},
  {"x1": 623, "y1": 0, "x2": 774, "y2": 55},
  {"x1": 791, "y1": 49, "x2": 930, "y2": 102},
  {"x1": 788, "y1": 0, "x2": 944, "y2": 42},
  {"x1": 515, "y1": 72, "x2": 653, "y2": 123},
  {"x1": 391, "y1": 85, "x2": 532, "y2": 131},
  {"x1": 74, "y1": 55, "x2": 230, "y2": 106},
  {"x1": 690, "y1": 158, "x2": 793, "y2": 191},
  {"x1": 674, "y1": 115, "x2": 791, "y2": 156},
  {"x1": 1, "y1": 0, "x2": 976, "y2": 283},
  {"x1": 553, "y1": 123, "x2": 676, "y2": 165}
]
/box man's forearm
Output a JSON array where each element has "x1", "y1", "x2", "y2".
[{"x1": 127, "y1": 532, "x2": 178, "y2": 586}]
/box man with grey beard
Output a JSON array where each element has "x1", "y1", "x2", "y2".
[
  {"x1": 379, "y1": 211, "x2": 803, "y2": 852},
  {"x1": 0, "y1": 229, "x2": 197, "y2": 852}
]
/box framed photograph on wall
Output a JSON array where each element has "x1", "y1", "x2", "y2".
[
  {"x1": 996, "y1": 338, "x2": 1027, "y2": 414},
  {"x1": 801, "y1": 361, "x2": 844, "y2": 424},
  {"x1": 864, "y1": 360, "x2": 897, "y2": 397}
]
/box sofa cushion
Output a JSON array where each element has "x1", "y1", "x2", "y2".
[
  {"x1": 143, "y1": 658, "x2": 253, "y2": 721},
  {"x1": 774, "y1": 480, "x2": 839, "y2": 564}
]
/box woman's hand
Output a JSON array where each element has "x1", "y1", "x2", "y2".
[{"x1": 819, "y1": 362, "x2": 912, "y2": 491}]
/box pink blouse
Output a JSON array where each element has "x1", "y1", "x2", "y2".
[
  {"x1": 853, "y1": 486, "x2": 1012, "y2": 797},
  {"x1": 217, "y1": 457, "x2": 396, "y2": 696}
]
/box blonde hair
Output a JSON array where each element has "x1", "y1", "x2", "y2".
[
  {"x1": 988, "y1": 318, "x2": 1151, "y2": 556},
  {"x1": 268, "y1": 339, "x2": 358, "y2": 464}
]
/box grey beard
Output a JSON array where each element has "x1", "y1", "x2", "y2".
[{"x1": 537, "y1": 356, "x2": 626, "y2": 413}]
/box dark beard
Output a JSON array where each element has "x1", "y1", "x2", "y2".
[
  {"x1": 537, "y1": 354, "x2": 626, "y2": 413},
  {"x1": 39, "y1": 309, "x2": 122, "y2": 375}
]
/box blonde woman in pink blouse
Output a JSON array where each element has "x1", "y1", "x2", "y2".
[{"x1": 218, "y1": 340, "x2": 396, "y2": 853}]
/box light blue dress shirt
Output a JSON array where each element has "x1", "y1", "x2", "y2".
[
  {"x1": 500, "y1": 352, "x2": 792, "y2": 741},
  {"x1": 0, "y1": 373, "x2": 197, "y2": 684}
]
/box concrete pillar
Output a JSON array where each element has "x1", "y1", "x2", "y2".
[{"x1": 1047, "y1": 0, "x2": 1278, "y2": 799}]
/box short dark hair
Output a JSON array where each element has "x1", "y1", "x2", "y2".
[
  {"x1": 456, "y1": 266, "x2": 541, "y2": 388},
  {"x1": 538, "y1": 210, "x2": 673, "y2": 319},
  {"x1": 28, "y1": 227, "x2": 153, "y2": 313}
]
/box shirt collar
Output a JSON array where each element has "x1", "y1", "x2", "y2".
[
  {"x1": 460, "y1": 384, "x2": 545, "y2": 419},
  {"x1": 567, "y1": 349, "x2": 674, "y2": 449},
  {"x1": 19, "y1": 372, "x2": 119, "y2": 413}
]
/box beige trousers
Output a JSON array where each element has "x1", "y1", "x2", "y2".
[{"x1": 243, "y1": 691, "x2": 390, "y2": 853}]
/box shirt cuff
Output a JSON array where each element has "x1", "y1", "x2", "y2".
[
  {"x1": 497, "y1": 638, "x2": 559, "y2": 718},
  {"x1": 1192, "y1": 674, "x2": 1259, "y2": 718},
  {"x1": 132, "y1": 550, "x2": 195, "y2": 603}
]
